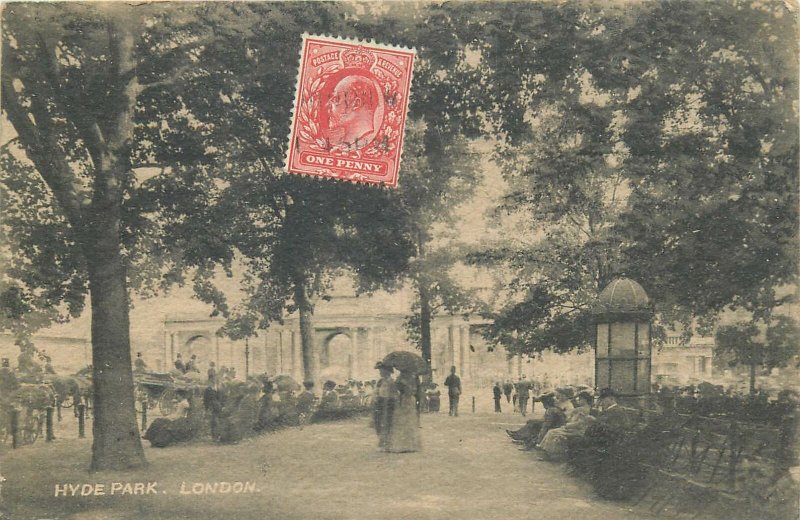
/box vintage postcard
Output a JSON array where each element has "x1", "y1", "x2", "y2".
[{"x1": 0, "y1": 2, "x2": 798, "y2": 520}]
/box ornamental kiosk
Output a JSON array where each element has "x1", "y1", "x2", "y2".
[{"x1": 592, "y1": 278, "x2": 653, "y2": 396}]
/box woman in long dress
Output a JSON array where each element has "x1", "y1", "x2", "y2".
[
  {"x1": 538, "y1": 391, "x2": 595, "y2": 458},
  {"x1": 386, "y1": 369, "x2": 422, "y2": 453}
]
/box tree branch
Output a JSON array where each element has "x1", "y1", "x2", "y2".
[
  {"x1": 1, "y1": 44, "x2": 84, "y2": 227},
  {"x1": 35, "y1": 33, "x2": 107, "y2": 167},
  {"x1": 137, "y1": 65, "x2": 191, "y2": 93}
]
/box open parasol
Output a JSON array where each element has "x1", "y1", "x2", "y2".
[
  {"x1": 272, "y1": 374, "x2": 301, "y2": 391},
  {"x1": 319, "y1": 366, "x2": 349, "y2": 384},
  {"x1": 382, "y1": 351, "x2": 429, "y2": 374}
]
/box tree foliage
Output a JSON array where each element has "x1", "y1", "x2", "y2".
[
  {"x1": 0, "y1": 1, "x2": 359, "y2": 469},
  {"x1": 715, "y1": 316, "x2": 799, "y2": 393},
  {"x1": 461, "y1": 0, "x2": 798, "y2": 355}
]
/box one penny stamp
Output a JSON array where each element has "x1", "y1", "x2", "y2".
[{"x1": 285, "y1": 35, "x2": 416, "y2": 187}]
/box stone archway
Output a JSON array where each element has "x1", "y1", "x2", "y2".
[
  {"x1": 184, "y1": 334, "x2": 213, "y2": 370},
  {"x1": 320, "y1": 330, "x2": 352, "y2": 382}
]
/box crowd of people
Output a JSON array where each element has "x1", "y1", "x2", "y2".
[
  {"x1": 491, "y1": 376, "x2": 564, "y2": 416},
  {"x1": 505, "y1": 386, "x2": 636, "y2": 461},
  {"x1": 142, "y1": 356, "x2": 388, "y2": 448}
]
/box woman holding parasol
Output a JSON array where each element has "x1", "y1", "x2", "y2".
[
  {"x1": 381, "y1": 351, "x2": 427, "y2": 453},
  {"x1": 372, "y1": 362, "x2": 397, "y2": 450}
]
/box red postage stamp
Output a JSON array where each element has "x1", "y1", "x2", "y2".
[{"x1": 285, "y1": 34, "x2": 416, "y2": 187}]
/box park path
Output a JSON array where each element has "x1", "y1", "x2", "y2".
[{"x1": 3, "y1": 408, "x2": 652, "y2": 520}]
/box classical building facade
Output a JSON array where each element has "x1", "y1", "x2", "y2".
[{"x1": 651, "y1": 333, "x2": 714, "y2": 386}]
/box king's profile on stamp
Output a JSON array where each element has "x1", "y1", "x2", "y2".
[{"x1": 285, "y1": 34, "x2": 415, "y2": 187}]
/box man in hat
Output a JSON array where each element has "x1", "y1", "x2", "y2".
[
  {"x1": 594, "y1": 388, "x2": 636, "y2": 430},
  {"x1": 207, "y1": 361, "x2": 217, "y2": 387},
  {"x1": 516, "y1": 375, "x2": 531, "y2": 416},
  {"x1": 0, "y1": 358, "x2": 19, "y2": 396},
  {"x1": 506, "y1": 393, "x2": 566, "y2": 447},
  {"x1": 493, "y1": 382, "x2": 503, "y2": 413},
  {"x1": 373, "y1": 362, "x2": 397, "y2": 449},
  {"x1": 184, "y1": 354, "x2": 199, "y2": 374},
  {"x1": 134, "y1": 352, "x2": 147, "y2": 372},
  {"x1": 174, "y1": 353, "x2": 185, "y2": 373},
  {"x1": 444, "y1": 366, "x2": 462, "y2": 417},
  {"x1": 503, "y1": 379, "x2": 513, "y2": 404}
]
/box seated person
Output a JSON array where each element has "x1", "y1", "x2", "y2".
[
  {"x1": 538, "y1": 391, "x2": 596, "y2": 459},
  {"x1": 256, "y1": 381, "x2": 280, "y2": 431},
  {"x1": 296, "y1": 381, "x2": 317, "y2": 417},
  {"x1": 184, "y1": 354, "x2": 200, "y2": 374},
  {"x1": 507, "y1": 393, "x2": 566, "y2": 445},
  {"x1": 320, "y1": 380, "x2": 340, "y2": 410},
  {"x1": 592, "y1": 388, "x2": 638, "y2": 431},
  {"x1": 526, "y1": 394, "x2": 568, "y2": 449},
  {"x1": 173, "y1": 354, "x2": 185, "y2": 373}
]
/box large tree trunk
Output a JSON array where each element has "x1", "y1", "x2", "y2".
[
  {"x1": 294, "y1": 281, "x2": 318, "y2": 384},
  {"x1": 417, "y1": 231, "x2": 433, "y2": 380},
  {"x1": 419, "y1": 281, "x2": 433, "y2": 379},
  {"x1": 2, "y1": 14, "x2": 148, "y2": 471},
  {"x1": 86, "y1": 208, "x2": 146, "y2": 471}
]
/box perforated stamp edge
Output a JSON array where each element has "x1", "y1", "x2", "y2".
[{"x1": 284, "y1": 33, "x2": 416, "y2": 188}]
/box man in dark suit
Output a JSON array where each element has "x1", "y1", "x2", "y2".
[
  {"x1": 516, "y1": 376, "x2": 531, "y2": 416},
  {"x1": 493, "y1": 382, "x2": 503, "y2": 413},
  {"x1": 444, "y1": 366, "x2": 462, "y2": 417},
  {"x1": 174, "y1": 353, "x2": 185, "y2": 373},
  {"x1": 503, "y1": 380, "x2": 513, "y2": 403},
  {"x1": 594, "y1": 388, "x2": 637, "y2": 431}
]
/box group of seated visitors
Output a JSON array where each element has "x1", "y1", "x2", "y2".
[
  {"x1": 144, "y1": 374, "x2": 375, "y2": 448},
  {"x1": 507, "y1": 387, "x2": 631, "y2": 460},
  {"x1": 313, "y1": 379, "x2": 376, "y2": 420}
]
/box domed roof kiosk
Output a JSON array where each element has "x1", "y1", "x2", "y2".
[{"x1": 592, "y1": 278, "x2": 654, "y2": 396}]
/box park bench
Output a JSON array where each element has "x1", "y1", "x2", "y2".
[{"x1": 634, "y1": 412, "x2": 791, "y2": 519}]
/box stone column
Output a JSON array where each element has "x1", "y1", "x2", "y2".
[
  {"x1": 264, "y1": 336, "x2": 275, "y2": 375},
  {"x1": 375, "y1": 327, "x2": 384, "y2": 359},
  {"x1": 169, "y1": 333, "x2": 175, "y2": 364},
  {"x1": 349, "y1": 330, "x2": 357, "y2": 379},
  {"x1": 277, "y1": 331, "x2": 284, "y2": 374},
  {"x1": 458, "y1": 325, "x2": 467, "y2": 380},
  {"x1": 447, "y1": 324, "x2": 458, "y2": 372},
  {"x1": 163, "y1": 330, "x2": 169, "y2": 367},
  {"x1": 447, "y1": 325, "x2": 453, "y2": 369},
  {"x1": 366, "y1": 328, "x2": 375, "y2": 375},
  {"x1": 464, "y1": 325, "x2": 472, "y2": 380},
  {"x1": 291, "y1": 331, "x2": 300, "y2": 380}
]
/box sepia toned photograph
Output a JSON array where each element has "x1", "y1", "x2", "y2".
[{"x1": 0, "y1": 2, "x2": 798, "y2": 519}]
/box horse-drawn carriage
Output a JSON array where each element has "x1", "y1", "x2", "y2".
[
  {"x1": 0, "y1": 380, "x2": 56, "y2": 446},
  {"x1": 134, "y1": 371, "x2": 205, "y2": 416}
]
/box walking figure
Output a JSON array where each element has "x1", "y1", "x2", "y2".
[
  {"x1": 503, "y1": 380, "x2": 513, "y2": 404},
  {"x1": 444, "y1": 366, "x2": 462, "y2": 417},
  {"x1": 517, "y1": 376, "x2": 531, "y2": 417},
  {"x1": 493, "y1": 382, "x2": 503, "y2": 413}
]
